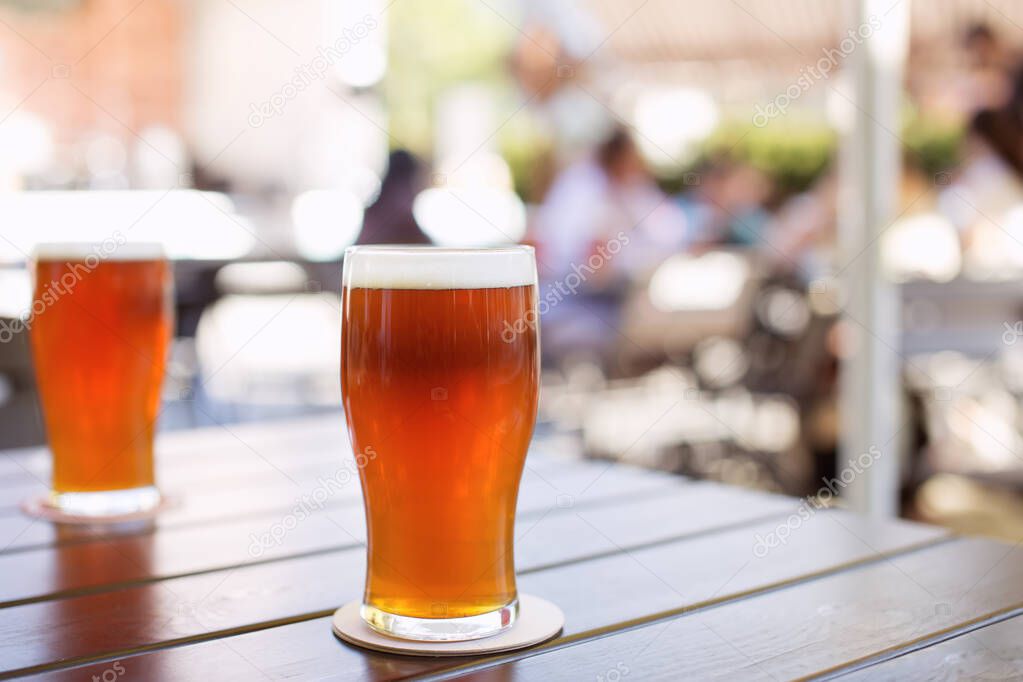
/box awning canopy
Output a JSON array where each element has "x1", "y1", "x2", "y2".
[{"x1": 582, "y1": 0, "x2": 1023, "y2": 65}]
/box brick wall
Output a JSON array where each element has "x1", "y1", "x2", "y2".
[{"x1": 0, "y1": 0, "x2": 183, "y2": 146}]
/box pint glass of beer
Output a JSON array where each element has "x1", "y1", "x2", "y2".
[
  {"x1": 341, "y1": 246, "x2": 539, "y2": 641},
  {"x1": 29, "y1": 243, "x2": 173, "y2": 517}
]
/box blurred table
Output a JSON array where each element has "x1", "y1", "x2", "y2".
[
  {"x1": 0, "y1": 416, "x2": 1020, "y2": 679},
  {"x1": 902, "y1": 278, "x2": 1023, "y2": 357}
]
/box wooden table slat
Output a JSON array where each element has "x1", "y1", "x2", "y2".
[
  {"x1": 1, "y1": 417, "x2": 998, "y2": 682},
  {"x1": 0, "y1": 478, "x2": 806, "y2": 677},
  {"x1": 11, "y1": 510, "x2": 946, "y2": 680},
  {"x1": 0, "y1": 418, "x2": 582, "y2": 484},
  {"x1": 434, "y1": 537, "x2": 1023, "y2": 682},
  {"x1": 0, "y1": 416, "x2": 350, "y2": 481},
  {"x1": 836, "y1": 608, "x2": 1023, "y2": 681},
  {"x1": 0, "y1": 471, "x2": 701, "y2": 607},
  {"x1": 0, "y1": 422, "x2": 579, "y2": 508},
  {"x1": 0, "y1": 444, "x2": 611, "y2": 554}
]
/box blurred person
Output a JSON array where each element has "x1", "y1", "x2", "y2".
[
  {"x1": 940, "y1": 108, "x2": 1023, "y2": 239},
  {"x1": 678, "y1": 159, "x2": 773, "y2": 251},
  {"x1": 510, "y1": 7, "x2": 615, "y2": 159},
  {"x1": 763, "y1": 170, "x2": 838, "y2": 279},
  {"x1": 716, "y1": 164, "x2": 774, "y2": 247},
  {"x1": 960, "y1": 23, "x2": 1014, "y2": 113},
  {"x1": 536, "y1": 127, "x2": 686, "y2": 285},
  {"x1": 915, "y1": 23, "x2": 1015, "y2": 131},
  {"x1": 356, "y1": 150, "x2": 431, "y2": 246},
  {"x1": 939, "y1": 107, "x2": 1023, "y2": 277},
  {"x1": 674, "y1": 160, "x2": 726, "y2": 244},
  {"x1": 532, "y1": 127, "x2": 686, "y2": 366},
  {"x1": 768, "y1": 153, "x2": 946, "y2": 281}
]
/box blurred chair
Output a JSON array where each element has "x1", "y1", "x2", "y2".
[
  {"x1": 0, "y1": 268, "x2": 45, "y2": 448},
  {"x1": 193, "y1": 261, "x2": 340, "y2": 424},
  {"x1": 617, "y1": 249, "x2": 761, "y2": 369},
  {"x1": 214, "y1": 261, "x2": 309, "y2": 295},
  {"x1": 0, "y1": 321, "x2": 45, "y2": 449}
]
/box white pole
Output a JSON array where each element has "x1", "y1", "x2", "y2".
[{"x1": 838, "y1": 0, "x2": 908, "y2": 517}]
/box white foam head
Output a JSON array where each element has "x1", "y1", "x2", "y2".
[
  {"x1": 342, "y1": 246, "x2": 536, "y2": 290},
  {"x1": 33, "y1": 242, "x2": 166, "y2": 262}
]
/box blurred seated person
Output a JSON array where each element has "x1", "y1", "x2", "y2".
[
  {"x1": 938, "y1": 106, "x2": 1023, "y2": 276},
  {"x1": 959, "y1": 23, "x2": 1015, "y2": 114},
  {"x1": 763, "y1": 170, "x2": 838, "y2": 280},
  {"x1": 677, "y1": 158, "x2": 773, "y2": 251},
  {"x1": 768, "y1": 154, "x2": 945, "y2": 281},
  {"x1": 535, "y1": 127, "x2": 687, "y2": 286},
  {"x1": 356, "y1": 150, "x2": 432, "y2": 245},
  {"x1": 923, "y1": 24, "x2": 1013, "y2": 131},
  {"x1": 532, "y1": 128, "x2": 686, "y2": 366},
  {"x1": 940, "y1": 108, "x2": 1023, "y2": 238}
]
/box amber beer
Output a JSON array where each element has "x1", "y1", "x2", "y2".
[
  {"x1": 341, "y1": 246, "x2": 539, "y2": 641},
  {"x1": 30, "y1": 243, "x2": 172, "y2": 516}
]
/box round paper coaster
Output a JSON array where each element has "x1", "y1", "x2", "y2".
[
  {"x1": 20, "y1": 493, "x2": 177, "y2": 525},
  {"x1": 332, "y1": 594, "x2": 565, "y2": 657}
]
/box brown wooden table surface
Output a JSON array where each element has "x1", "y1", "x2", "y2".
[{"x1": 0, "y1": 415, "x2": 1020, "y2": 680}]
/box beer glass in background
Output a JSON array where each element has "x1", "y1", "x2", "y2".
[
  {"x1": 30, "y1": 243, "x2": 173, "y2": 516},
  {"x1": 341, "y1": 246, "x2": 540, "y2": 641}
]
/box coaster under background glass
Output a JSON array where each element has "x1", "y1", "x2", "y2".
[
  {"x1": 21, "y1": 489, "x2": 175, "y2": 524},
  {"x1": 332, "y1": 594, "x2": 564, "y2": 657}
]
